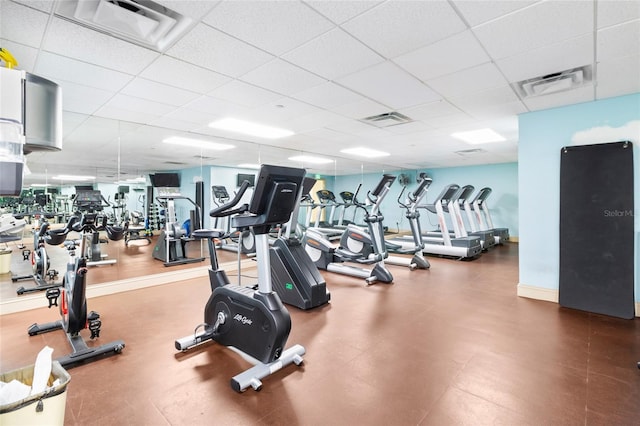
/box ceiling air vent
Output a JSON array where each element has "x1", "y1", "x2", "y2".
[
  {"x1": 454, "y1": 148, "x2": 486, "y2": 157},
  {"x1": 360, "y1": 112, "x2": 413, "y2": 128},
  {"x1": 512, "y1": 65, "x2": 592, "y2": 98},
  {"x1": 55, "y1": 0, "x2": 194, "y2": 52}
]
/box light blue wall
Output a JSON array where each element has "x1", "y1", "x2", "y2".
[
  {"x1": 333, "y1": 163, "x2": 518, "y2": 236},
  {"x1": 518, "y1": 93, "x2": 639, "y2": 304}
]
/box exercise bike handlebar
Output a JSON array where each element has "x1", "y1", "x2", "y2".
[{"x1": 209, "y1": 180, "x2": 251, "y2": 218}]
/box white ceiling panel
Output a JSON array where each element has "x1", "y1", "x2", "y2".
[
  {"x1": 597, "y1": 20, "x2": 640, "y2": 62},
  {"x1": 0, "y1": 39, "x2": 38, "y2": 72},
  {"x1": 101, "y1": 93, "x2": 175, "y2": 116},
  {"x1": 522, "y1": 84, "x2": 595, "y2": 111},
  {"x1": 597, "y1": 1, "x2": 640, "y2": 28},
  {"x1": 384, "y1": 121, "x2": 434, "y2": 135},
  {"x1": 0, "y1": 1, "x2": 49, "y2": 48},
  {"x1": 292, "y1": 82, "x2": 363, "y2": 109},
  {"x1": 287, "y1": 110, "x2": 350, "y2": 133},
  {"x1": 121, "y1": 78, "x2": 200, "y2": 107},
  {"x1": 452, "y1": 0, "x2": 539, "y2": 27},
  {"x1": 337, "y1": 61, "x2": 441, "y2": 109},
  {"x1": 342, "y1": 0, "x2": 467, "y2": 58},
  {"x1": 426, "y1": 62, "x2": 509, "y2": 99},
  {"x1": 400, "y1": 100, "x2": 464, "y2": 121},
  {"x1": 34, "y1": 51, "x2": 134, "y2": 92},
  {"x1": 140, "y1": 56, "x2": 231, "y2": 94},
  {"x1": 394, "y1": 31, "x2": 490, "y2": 81},
  {"x1": 156, "y1": 0, "x2": 218, "y2": 20},
  {"x1": 184, "y1": 95, "x2": 251, "y2": 118},
  {"x1": 473, "y1": 1, "x2": 593, "y2": 60},
  {"x1": 496, "y1": 34, "x2": 593, "y2": 83},
  {"x1": 54, "y1": 81, "x2": 115, "y2": 116},
  {"x1": 202, "y1": 1, "x2": 334, "y2": 55},
  {"x1": 331, "y1": 97, "x2": 389, "y2": 119},
  {"x1": 304, "y1": 0, "x2": 382, "y2": 24},
  {"x1": 62, "y1": 112, "x2": 90, "y2": 138},
  {"x1": 165, "y1": 23, "x2": 273, "y2": 77},
  {"x1": 420, "y1": 111, "x2": 476, "y2": 129},
  {"x1": 164, "y1": 107, "x2": 221, "y2": 126},
  {"x1": 282, "y1": 28, "x2": 384, "y2": 80},
  {"x1": 146, "y1": 116, "x2": 200, "y2": 132},
  {"x1": 240, "y1": 59, "x2": 326, "y2": 96},
  {"x1": 42, "y1": 18, "x2": 160, "y2": 75},
  {"x1": 208, "y1": 80, "x2": 281, "y2": 108},
  {"x1": 94, "y1": 106, "x2": 164, "y2": 125},
  {"x1": 12, "y1": 0, "x2": 54, "y2": 13},
  {"x1": 246, "y1": 97, "x2": 323, "y2": 125},
  {"x1": 596, "y1": 54, "x2": 640, "y2": 99}
]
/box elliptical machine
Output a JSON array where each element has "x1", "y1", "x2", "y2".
[
  {"x1": 175, "y1": 164, "x2": 306, "y2": 392},
  {"x1": 27, "y1": 213, "x2": 126, "y2": 368},
  {"x1": 304, "y1": 175, "x2": 395, "y2": 285}
]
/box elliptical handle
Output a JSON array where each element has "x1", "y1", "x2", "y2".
[{"x1": 209, "y1": 180, "x2": 251, "y2": 217}]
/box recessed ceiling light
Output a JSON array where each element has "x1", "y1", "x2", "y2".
[
  {"x1": 30, "y1": 183, "x2": 52, "y2": 187},
  {"x1": 288, "y1": 155, "x2": 333, "y2": 165},
  {"x1": 237, "y1": 163, "x2": 261, "y2": 169},
  {"x1": 163, "y1": 136, "x2": 234, "y2": 150},
  {"x1": 209, "y1": 118, "x2": 294, "y2": 139},
  {"x1": 451, "y1": 128, "x2": 506, "y2": 144},
  {"x1": 340, "y1": 147, "x2": 390, "y2": 158},
  {"x1": 51, "y1": 175, "x2": 95, "y2": 181}
]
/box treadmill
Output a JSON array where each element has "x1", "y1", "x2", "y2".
[{"x1": 470, "y1": 187, "x2": 510, "y2": 244}]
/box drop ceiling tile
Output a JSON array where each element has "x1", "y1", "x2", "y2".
[
  {"x1": 140, "y1": 56, "x2": 231, "y2": 94},
  {"x1": 247, "y1": 97, "x2": 323, "y2": 124},
  {"x1": 523, "y1": 84, "x2": 595, "y2": 111},
  {"x1": 337, "y1": 61, "x2": 441, "y2": 109},
  {"x1": 55, "y1": 81, "x2": 115, "y2": 115},
  {"x1": 185, "y1": 95, "x2": 251, "y2": 117},
  {"x1": 208, "y1": 80, "x2": 281, "y2": 108},
  {"x1": 157, "y1": 1, "x2": 218, "y2": 19},
  {"x1": 42, "y1": 18, "x2": 160, "y2": 75},
  {"x1": 292, "y1": 82, "x2": 362, "y2": 109},
  {"x1": 597, "y1": 1, "x2": 640, "y2": 28},
  {"x1": 0, "y1": 39, "x2": 38, "y2": 72},
  {"x1": 62, "y1": 111, "x2": 90, "y2": 137},
  {"x1": 597, "y1": 20, "x2": 640, "y2": 62},
  {"x1": 121, "y1": 78, "x2": 200, "y2": 107},
  {"x1": 282, "y1": 28, "x2": 384, "y2": 80},
  {"x1": 426, "y1": 62, "x2": 508, "y2": 98},
  {"x1": 304, "y1": 127, "x2": 354, "y2": 143},
  {"x1": 146, "y1": 116, "x2": 201, "y2": 132},
  {"x1": 420, "y1": 111, "x2": 476, "y2": 129},
  {"x1": 384, "y1": 121, "x2": 434, "y2": 135},
  {"x1": 473, "y1": 1, "x2": 593, "y2": 60},
  {"x1": 240, "y1": 59, "x2": 326, "y2": 96},
  {"x1": 95, "y1": 104, "x2": 164, "y2": 125},
  {"x1": 202, "y1": 1, "x2": 334, "y2": 55},
  {"x1": 286, "y1": 110, "x2": 350, "y2": 133},
  {"x1": 165, "y1": 107, "x2": 220, "y2": 126},
  {"x1": 596, "y1": 54, "x2": 640, "y2": 99},
  {"x1": 461, "y1": 100, "x2": 527, "y2": 121},
  {"x1": 34, "y1": 51, "x2": 133, "y2": 92},
  {"x1": 452, "y1": 0, "x2": 538, "y2": 27},
  {"x1": 394, "y1": 31, "x2": 490, "y2": 81},
  {"x1": 331, "y1": 97, "x2": 389, "y2": 119},
  {"x1": 342, "y1": 1, "x2": 466, "y2": 58},
  {"x1": 12, "y1": 0, "x2": 54, "y2": 13},
  {"x1": 304, "y1": 0, "x2": 382, "y2": 24},
  {"x1": 400, "y1": 100, "x2": 463, "y2": 121},
  {"x1": 1, "y1": 1, "x2": 49, "y2": 48},
  {"x1": 102, "y1": 93, "x2": 175, "y2": 116},
  {"x1": 496, "y1": 34, "x2": 593, "y2": 83},
  {"x1": 165, "y1": 23, "x2": 274, "y2": 77}
]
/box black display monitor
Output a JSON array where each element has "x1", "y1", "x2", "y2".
[
  {"x1": 249, "y1": 165, "x2": 305, "y2": 218},
  {"x1": 75, "y1": 185, "x2": 94, "y2": 191},
  {"x1": 150, "y1": 173, "x2": 180, "y2": 188},
  {"x1": 372, "y1": 174, "x2": 396, "y2": 196},
  {"x1": 237, "y1": 173, "x2": 255, "y2": 187},
  {"x1": 117, "y1": 185, "x2": 130, "y2": 193}
]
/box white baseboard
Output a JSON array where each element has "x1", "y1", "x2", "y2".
[
  {"x1": 0, "y1": 259, "x2": 254, "y2": 316},
  {"x1": 518, "y1": 283, "x2": 640, "y2": 317}
]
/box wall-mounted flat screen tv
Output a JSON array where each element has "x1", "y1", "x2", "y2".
[
  {"x1": 237, "y1": 173, "x2": 255, "y2": 187},
  {"x1": 150, "y1": 173, "x2": 180, "y2": 188}
]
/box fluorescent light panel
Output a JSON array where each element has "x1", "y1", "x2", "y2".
[
  {"x1": 340, "y1": 147, "x2": 390, "y2": 158},
  {"x1": 51, "y1": 175, "x2": 95, "y2": 181},
  {"x1": 288, "y1": 155, "x2": 333, "y2": 164},
  {"x1": 163, "y1": 136, "x2": 234, "y2": 150},
  {"x1": 237, "y1": 163, "x2": 261, "y2": 169},
  {"x1": 209, "y1": 118, "x2": 294, "y2": 139},
  {"x1": 451, "y1": 128, "x2": 506, "y2": 144}
]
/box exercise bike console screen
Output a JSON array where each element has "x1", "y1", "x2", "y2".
[
  {"x1": 371, "y1": 174, "x2": 396, "y2": 196},
  {"x1": 212, "y1": 186, "x2": 229, "y2": 199},
  {"x1": 249, "y1": 165, "x2": 305, "y2": 222},
  {"x1": 75, "y1": 190, "x2": 103, "y2": 211}
]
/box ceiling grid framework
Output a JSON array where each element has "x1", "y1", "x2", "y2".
[{"x1": 0, "y1": 0, "x2": 637, "y2": 184}]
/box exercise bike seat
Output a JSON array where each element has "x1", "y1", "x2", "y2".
[
  {"x1": 192, "y1": 229, "x2": 225, "y2": 240},
  {"x1": 45, "y1": 228, "x2": 69, "y2": 245},
  {"x1": 106, "y1": 223, "x2": 128, "y2": 241}
]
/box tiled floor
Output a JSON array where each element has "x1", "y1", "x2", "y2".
[{"x1": 1, "y1": 242, "x2": 639, "y2": 425}]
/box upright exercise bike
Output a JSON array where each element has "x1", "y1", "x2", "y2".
[
  {"x1": 13, "y1": 214, "x2": 62, "y2": 295},
  {"x1": 28, "y1": 207, "x2": 126, "y2": 368},
  {"x1": 175, "y1": 165, "x2": 306, "y2": 392}
]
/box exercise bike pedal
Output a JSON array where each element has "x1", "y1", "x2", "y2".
[
  {"x1": 47, "y1": 269, "x2": 59, "y2": 280},
  {"x1": 22, "y1": 249, "x2": 30, "y2": 261},
  {"x1": 87, "y1": 311, "x2": 101, "y2": 339},
  {"x1": 45, "y1": 287, "x2": 61, "y2": 308}
]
